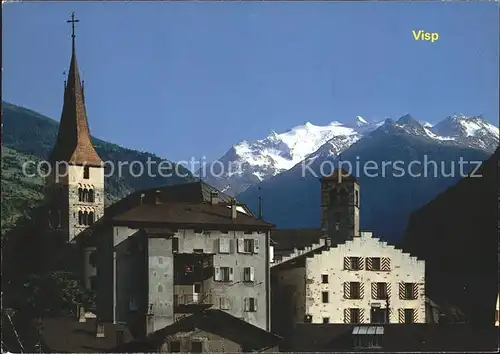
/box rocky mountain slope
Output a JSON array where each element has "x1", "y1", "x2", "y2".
[
  {"x1": 203, "y1": 114, "x2": 498, "y2": 196},
  {"x1": 237, "y1": 115, "x2": 496, "y2": 242},
  {"x1": 1, "y1": 102, "x2": 195, "y2": 235},
  {"x1": 402, "y1": 148, "x2": 498, "y2": 325}
]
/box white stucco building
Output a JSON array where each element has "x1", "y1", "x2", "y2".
[{"x1": 270, "y1": 169, "x2": 426, "y2": 331}]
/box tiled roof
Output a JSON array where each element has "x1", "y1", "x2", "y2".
[
  {"x1": 113, "y1": 201, "x2": 274, "y2": 229},
  {"x1": 281, "y1": 323, "x2": 499, "y2": 352},
  {"x1": 109, "y1": 309, "x2": 281, "y2": 352},
  {"x1": 49, "y1": 39, "x2": 103, "y2": 167},
  {"x1": 37, "y1": 316, "x2": 133, "y2": 352}
]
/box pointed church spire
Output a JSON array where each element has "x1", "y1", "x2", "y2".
[{"x1": 49, "y1": 12, "x2": 103, "y2": 167}]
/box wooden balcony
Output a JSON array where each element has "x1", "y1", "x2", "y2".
[{"x1": 174, "y1": 293, "x2": 214, "y2": 313}]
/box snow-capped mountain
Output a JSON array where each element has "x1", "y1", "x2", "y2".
[
  {"x1": 200, "y1": 117, "x2": 373, "y2": 195},
  {"x1": 429, "y1": 114, "x2": 499, "y2": 151},
  {"x1": 201, "y1": 114, "x2": 498, "y2": 196}
]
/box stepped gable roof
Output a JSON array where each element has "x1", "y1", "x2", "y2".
[{"x1": 49, "y1": 13, "x2": 103, "y2": 167}]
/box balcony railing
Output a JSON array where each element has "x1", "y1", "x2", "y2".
[{"x1": 174, "y1": 293, "x2": 213, "y2": 307}]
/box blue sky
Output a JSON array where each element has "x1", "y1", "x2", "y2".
[{"x1": 3, "y1": 2, "x2": 499, "y2": 163}]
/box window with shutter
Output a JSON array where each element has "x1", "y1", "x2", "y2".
[
  {"x1": 214, "y1": 267, "x2": 222, "y2": 281},
  {"x1": 218, "y1": 238, "x2": 230, "y2": 254},
  {"x1": 228, "y1": 267, "x2": 234, "y2": 281},
  {"x1": 253, "y1": 239, "x2": 259, "y2": 253},
  {"x1": 237, "y1": 239, "x2": 244, "y2": 253},
  {"x1": 243, "y1": 267, "x2": 251, "y2": 282},
  {"x1": 249, "y1": 267, "x2": 255, "y2": 282}
]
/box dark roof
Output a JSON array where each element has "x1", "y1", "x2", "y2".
[
  {"x1": 77, "y1": 181, "x2": 256, "y2": 240},
  {"x1": 271, "y1": 228, "x2": 323, "y2": 251},
  {"x1": 113, "y1": 201, "x2": 274, "y2": 229},
  {"x1": 320, "y1": 168, "x2": 357, "y2": 183},
  {"x1": 282, "y1": 323, "x2": 499, "y2": 352},
  {"x1": 110, "y1": 309, "x2": 282, "y2": 352},
  {"x1": 49, "y1": 34, "x2": 103, "y2": 167},
  {"x1": 37, "y1": 316, "x2": 133, "y2": 352}
]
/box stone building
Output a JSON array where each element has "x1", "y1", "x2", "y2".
[
  {"x1": 110, "y1": 309, "x2": 281, "y2": 353},
  {"x1": 87, "y1": 185, "x2": 274, "y2": 335},
  {"x1": 43, "y1": 14, "x2": 104, "y2": 292},
  {"x1": 271, "y1": 169, "x2": 425, "y2": 333},
  {"x1": 43, "y1": 13, "x2": 274, "y2": 342}
]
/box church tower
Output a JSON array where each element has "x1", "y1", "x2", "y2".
[
  {"x1": 320, "y1": 168, "x2": 360, "y2": 243},
  {"x1": 45, "y1": 13, "x2": 104, "y2": 246}
]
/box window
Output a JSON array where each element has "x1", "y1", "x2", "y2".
[
  {"x1": 169, "y1": 341, "x2": 181, "y2": 353},
  {"x1": 323, "y1": 317, "x2": 330, "y2": 324},
  {"x1": 370, "y1": 257, "x2": 381, "y2": 271},
  {"x1": 375, "y1": 282, "x2": 387, "y2": 299},
  {"x1": 355, "y1": 190, "x2": 359, "y2": 206},
  {"x1": 348, "y1": 308, "x2": 360, "y2": 323},
  {"x1": 344, "y1": 257, "x2": 362, "y2": 270},
  {"x1": 237, "y1": 238, "x2": 259, "y2": 254},
  {"x1": 243, "y1": 267, "x2": 255, "y2": 282},
  {"x1": 403, "y1": 283, "x2": 416, "y2": 300},
  {"x1": 83, "y1": 166, "x2": 90, "y2": 179},
  {"x1": 244, "y1": 297, "x2": 257, "y2": 312},
  {"x1": 117, "y1": 331, "x2": 124, "y2": 345},
  {"x1": 214, "y1": 266, "x2": 233, "y2": 282},
  {"x1": 404, "y1": 309, "x2": 414, "y2": 323},
  {"x1": 244, "y1": 239, "x2": 253, "y2": 253},
  {"x1": 371, "y1": 307, "x2": 387, "y2": 324},
  {"x1": 194, "y1": 283, "x2": 202, "y2": 293},
  {"x1": 219, "y1": 297, "x2": 231, "y2": 310},
  {"x1": 322, "y1": 274, "x2": 329, "y2": 284},
  {"x1": 78, "y1": 188, "x2": 83, "y2": 202},
  {"x1": 191, "y1": 341, "x2": 203, "y2": 353},
  {"x1": 89, "y1": 251, "x2": 97, "y2": 267},
  {"x1": 88, "y1": 189, "x2": 94, "y2": 202},
  {"x1": 88, "y1": 212, "x2": 94, "y2": 225},
  {"x1": 329, "y1": 189, "x2": 338, "y2": 205},
  {"x1": 172, "y1": 237, "x2": 179, "y2": 253},
  {"x1": 350, "y1": 257, "x2": 360, "y2": 270},
  {"x1": 322, "y1": 291, "x2": 329, "y2": 303},
  {"x1": 350, "y1": 282, "x2": 361, "y2": 299},
  {"x1": 218, "y1": 238, "x2": 231, "y2": 254}
]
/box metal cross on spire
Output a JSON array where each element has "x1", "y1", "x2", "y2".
[{"x1": 66, "y1": 12, "x2": 79, "y2": 40}]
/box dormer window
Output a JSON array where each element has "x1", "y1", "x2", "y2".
[{"x1": 83, "y1": 166, "x2": 90, "y2": 179}]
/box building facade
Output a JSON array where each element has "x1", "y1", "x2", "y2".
[
  {"x1": 90, "y1": 188, "x2": 274, "y2": 336},
  {"x1": 44, "y1": 15, "x2": 104, "y2": 294},
  {"x1": 271, "y1": 169, "x2": 425, "y2": 332}
]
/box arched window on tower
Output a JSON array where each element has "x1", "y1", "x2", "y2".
[
  {"x1": 78, "y1": 188, "x2": 83, "y2": 202},
  {"x1": 83, "y1": 211, "x2": 89, "y2": 225},
  {"x1": 88, "y1": 189, "x2": 94, "y2": 203},
  {"x1": 339, "y1": 188, "x2": 348, "y2": 204},
  {"x1": 78, "y1": 211, "x2": 84, "y2": 225},
  {"x1": 89, "y1": 212, "x2": 95, "y2": 225},
  {"x1": 329, "y1": 189, "x2": 338, "y2": 205},
  {"x1": 83, "y1": 189, "x2": 89, "y2": 202}
]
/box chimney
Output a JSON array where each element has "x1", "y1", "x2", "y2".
[
  {"x1": 78, "y1": 305, "x2": 86, "y2": 323},
  {"x1": 96, "y1": 322, "x2": 105, "y2": 338},
  {"x1": 231, "y1": 202, "x2": 237, "y2": 219},
  {"x1": 210, "y1": 191, "x2": 219, "y2": 205}
]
